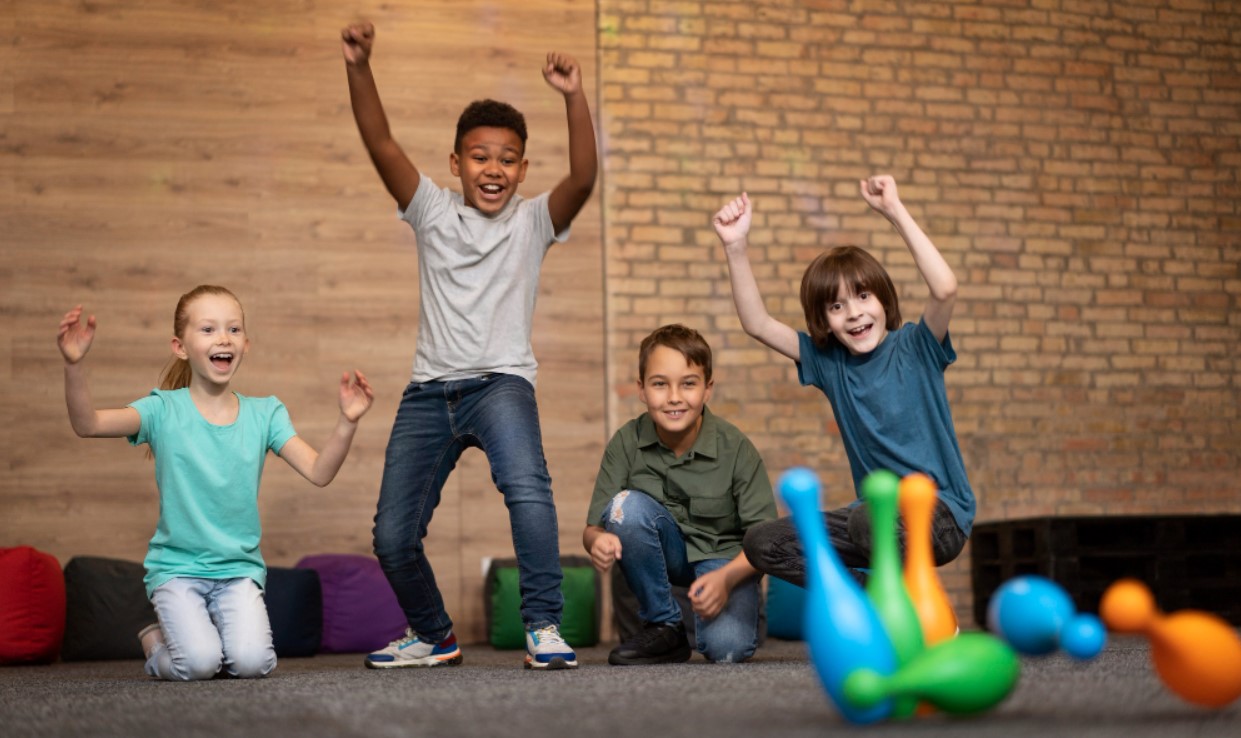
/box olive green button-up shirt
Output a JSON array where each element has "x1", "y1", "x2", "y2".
[{"x1": 587, "y1": 407, "x2": 777, "y2": 562}]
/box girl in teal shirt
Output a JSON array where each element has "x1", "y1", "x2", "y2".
[{"x1": 58, "y1": 285, "x2": 373, "y2": 680}]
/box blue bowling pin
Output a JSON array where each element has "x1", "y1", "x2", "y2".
[{"x1": 779, "y1": 467, "x2": 897, "y2": 724}]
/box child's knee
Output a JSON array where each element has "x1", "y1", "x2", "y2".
[
  {"x1": 229, "y1": 647, "x2": 277, "y2": 679},
  {"x1": 603, "y1": 489, "x2": 660, "y2": 533},
  {"x1": 169, "y1": 643, "x2": 224, "y2": 681},
  {"x1": 700, "y1": 633, "x2": 757, "y2": 664}
]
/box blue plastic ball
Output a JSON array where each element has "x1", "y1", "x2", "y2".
[
  {"x1": 986, "y1": 575, "x2": 1074, "y2": 655},
  {"x1": 1060, "y1": 613, "x2": 1107, "y2": 660}
]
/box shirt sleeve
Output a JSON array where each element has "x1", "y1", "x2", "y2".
[
  {"x1": 397, "y1": 174, "x2": 446, "y2": 230},
  {"x1": 586, "y1": 425, "x2": 633, "y2": 526},
  {"x1": 265, "y1": 398, "x2": 298, "y2": 455},
  {"x1": 910, "y1": 317, "x2": 957, "y2": 371},
  {"x1": 732, "y1": 438, "x2": 778, "y2": 530},
  {"x1": 524, "y1": 191, "x2": 570, "y2": 248},
  {"x1": 126, "y1": 391, "x2": 164, "y2": 447}
]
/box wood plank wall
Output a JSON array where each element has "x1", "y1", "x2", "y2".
[{"x1": 0, "y1": 0, "x2": 604, "y2": 645}]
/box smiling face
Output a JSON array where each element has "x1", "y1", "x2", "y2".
[
  {"x1": 825, "y1": 280, "x2": 889, "y2": 355},
  {"x1": 171, "y1": 293, "x2": 248, "y2": 389},
  {"x1": 638, "y1": 344, "x2": 714, "y2": 456},
  {"x1": 450, "y1": 126, "x2": 528, "y2": 215}
]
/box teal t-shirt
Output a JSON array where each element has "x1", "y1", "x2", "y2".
[
  {"x1": 128, "y1": 388, "x2": 297, "y2": 597},
  {"x1": 797, "y1": 319, "x2": 976, "y2": 537}
]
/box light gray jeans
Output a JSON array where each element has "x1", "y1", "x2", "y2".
[{"x1": 145, "y1": 576, "x2": 276, "y2": 681}]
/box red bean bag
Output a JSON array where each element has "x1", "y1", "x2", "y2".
[{"x1": 0, "y1": 546, "x2": 67, "y2": 664}]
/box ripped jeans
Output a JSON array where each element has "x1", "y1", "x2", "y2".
[{"x1": 602, "y1": 490, "x2": 762, "y2": 663}]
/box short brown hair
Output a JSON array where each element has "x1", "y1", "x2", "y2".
[
  {"x1": 638, "y1": 324, "x2": 712, "y2": 383},
  {"x1": 800, "y1": 246, "x2": 901, "y2": 350}
]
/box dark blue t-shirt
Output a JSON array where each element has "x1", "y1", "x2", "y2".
[{"x1": 797, "y1": 319, "x2": 975, "y2": 536}]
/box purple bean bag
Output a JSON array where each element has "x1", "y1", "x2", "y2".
[{"x1": 295, "y1": 554, "x2": 407, "y2": 653}]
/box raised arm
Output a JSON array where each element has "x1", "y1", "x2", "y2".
[
  {"x1": 860, "y1": 175, "x2": 957, "y2": 342},
  {"x1": 542, "y1": 51, "x2": 598, "y2": 233},
  {"x1": 58, "y1": 306, "x2": 141, "y2": 438},
  {"x1": 713, "y1": 193, "x2": 801, "y2": 362},
  {"x1": 342, "y1": 23, "x2": 420, "y2": 208},
  {"x1": 278, "y1": 370, "x2": 374, "y2": 487}
]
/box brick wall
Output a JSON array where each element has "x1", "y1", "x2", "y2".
[{"x1": 597, "y1": 0, "x2": 1241, "y2": 617}]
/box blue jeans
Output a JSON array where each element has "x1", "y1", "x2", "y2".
[
  {"x1": 603, "y1": 490, "x2": 762, "y2": 663},
  {"x1": 373, "y1": 374, "x2": 563, "y2": 642},
  {"x1": 146, "y1": 577, "x2": 276, "y2": 681}
]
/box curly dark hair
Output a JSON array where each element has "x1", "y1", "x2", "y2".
[{"x1": 454, "y1": 99, "x2": 528, "y2": 153}]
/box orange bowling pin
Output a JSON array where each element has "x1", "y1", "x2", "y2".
[
  {"x1": 1099, "y1": 578, "x2": 1241, "y2": 708},
  {"x1": 899, "y1": 473, "x2": 958, "y2": 645}
]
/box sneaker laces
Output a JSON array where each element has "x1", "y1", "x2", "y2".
[{"x1": 532, "y1": 625, "x2": 566, "y2": 645}]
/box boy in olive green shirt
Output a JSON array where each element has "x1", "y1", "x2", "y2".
[{"x1": 583, "y1": 324, "x2": 776, "y2": 664}]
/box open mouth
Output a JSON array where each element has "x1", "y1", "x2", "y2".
[
  {"x1": 210, "y1": 352, "x2": 234, "y2": 371},
  {"x1": 479, "y1": 183, "x2": 504, "y2": 198},
  {"x1": 848, "y1": 325, "x2": 872, "y2": 338}
]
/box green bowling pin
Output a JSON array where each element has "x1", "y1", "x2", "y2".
[
  {"x1": 844, "y1": 632, "x2": 1021, "y2": 715},
  {"x1": 862, "y1": 470, "x2": 925, "y2": 717}
]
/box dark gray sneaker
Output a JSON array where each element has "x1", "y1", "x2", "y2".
[{"x1": 608, "y1": 622, "x2": 692, "y2": 665}]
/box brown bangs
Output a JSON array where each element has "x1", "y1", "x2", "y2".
[{"x1": 800, "y1": 246, "x2": 901, "y2": 349}]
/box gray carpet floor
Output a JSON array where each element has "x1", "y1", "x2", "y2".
[{"x1": 2, "y1": 636, "x2": 1239, "y2": 737}]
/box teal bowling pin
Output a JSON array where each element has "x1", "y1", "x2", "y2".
[
  {"x1": 779, "y1": 467, "x2": 896, "y2": 725},
  {"x1": 862, "y1": 470, "x2": 925, "y2": 718},
  {"x1": 844, "y1": 632, "x2": 1021, "y2": 716}
]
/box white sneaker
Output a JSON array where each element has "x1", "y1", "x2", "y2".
[
  {"x1": 364, "y1": 628, "x2": 463, "y2": 669},
  {"x1": 524, "y1": 624, "x2": 578, "y2": 670}
]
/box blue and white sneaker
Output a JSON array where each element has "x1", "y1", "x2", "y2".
[
  {"x1": 524, "y1": 624, "x2": 578, "y2": 670},
  {"x1": 364, "y1": 628, "x2": 463, "y2": 669}
]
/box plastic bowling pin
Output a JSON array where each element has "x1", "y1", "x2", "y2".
[
  {"x1": 843, "y1": 632, "x2": 1020, "y2": 716},
  {"x1": 899, "y1": 473, "x2": 959, "y2": 645},
  {"x1": 779, "y1": 468, "x2": 897, "y2": 725},
  {"x1": 862, "y1": 470, "x2": 924, "y2": 718},
  {"x1": 1099, "y1": 578, "x2": 1241, "y2": 708}
]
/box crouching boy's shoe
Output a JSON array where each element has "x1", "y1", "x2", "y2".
[
  {"x1": 365, "y1": 628, "x2": 463, "y2": 669},
  {"x1": 608, "y1": 622, "x2": 692, "y2": 665},
  {"x1": 524, "y1": 624, "x2": 578, "y2": 670}
]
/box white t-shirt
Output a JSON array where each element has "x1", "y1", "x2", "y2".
[{"x1": 399, "y1": 175, "x2": 568, "y2": 386}]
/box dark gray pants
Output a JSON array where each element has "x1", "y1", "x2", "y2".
[{"x1": 741, "y1": 500, "x2": 966, "y2": 588}]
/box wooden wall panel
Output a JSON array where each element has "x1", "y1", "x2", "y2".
[{"x1": 1, "y1": 0, "x2": 604, "y2": 645}]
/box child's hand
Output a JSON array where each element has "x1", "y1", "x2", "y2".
[
  {"x1": 859, "y1": 175, "x2": 905, "y2": 218},
  {"x1": 712, "y1": 192, "x2": 752, "y2": 250},
  {"x1": 542, "y1": 51, "x2": 582, "y2": 96},
  {"x1": 341, "y1": 22, "x2": 374, "y2": 66},
  {"x1": 339, "y1": 370, "x2": 374, "y2": 422},
  {"x1": 688, "y1": 569, "x2": 730, "y2": 620},
  {"x1": 58, "y1": 305, "x2": 96, "y2": 365},
  {"x1": 588, "y1": 532, "x2": 622, "y2": 572}
]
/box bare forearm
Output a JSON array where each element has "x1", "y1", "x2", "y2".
[
  {"x1": 582, "y1": 524, "x2": 606, "y2": 554},
  {"x1": 724, "y1": 242, "x2": 800, "y2": 359},
  {"x1": 63, "y1": 362, "x2": 98, "y2": 437},
  {"x1": 719, "y1": 550, "x2": 760, "y2": 591},
  {"x1": 306, "y1": 415, "x2": 360, "y2": 487},
  {"x1": 887, "y1": 206, "x2": 957, "y2": 302},
  {"x1": 564, "y1": 90, "x2": 597, "y2": 194},
  {"x1": 346, "y1": 62, "x2": 394, "y2": 151}
]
